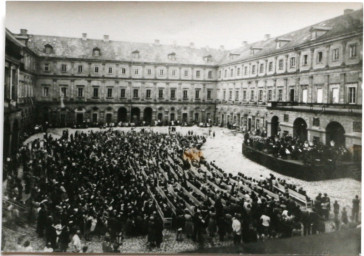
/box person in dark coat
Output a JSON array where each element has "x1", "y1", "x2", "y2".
[{"x1": 36, "y1": 204, "x2": 47, "y2": 237}]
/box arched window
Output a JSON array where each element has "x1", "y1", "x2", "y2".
[
  {"x1": 93, "y1": 48, "x2": 101, "y2": 57},
  {"x1": 44, "y1": 44, "x2": 53, "y2": 54},
  {"x1": 132, "y1": 50, "x2": 140, "y2": 59},
  {"x1": 168, "y1": 52, "x2": 176, "y2": 61}
]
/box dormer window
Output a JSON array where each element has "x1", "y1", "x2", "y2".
[
  {"x1": 93, "y1": 48, "x2": 101, "y2": 57},
  {"x1": 310, "y1": 26, "x2": 332, "y2": 40},
  {"x1": 250, "y1": 47, "x2": 262, "y2": 55},
  {"x1": 229, "y1": 53, "x2": 240, "y2": 60},
  {"x1": 275, "y1": 38, "x2": 291, "y2": 49},
  {"x1": 132, "y1": 50, "x2": 140, "y2": 59},
  {"x1": 203, "y1": 55, "x2": 212, "y2": 62},
  {"x1": 44, "y1": 44, "x2": 53, "y2": 54},
  {"x1": 168, "y1": 52, "x2": 176, "y2": 61}
]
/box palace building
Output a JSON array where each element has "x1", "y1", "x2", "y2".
[{"x1": 4, "y1": 8, "x2": 362, "y2": 159}]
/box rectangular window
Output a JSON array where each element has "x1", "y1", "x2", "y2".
[
  {"x1": 235, "y1": 91, "x2": 239, "y2": 101},
  {"x1": 158, "y1": 89, "x2": 163, "y2": 99},
  {"x1": 44, "y1": 63, "x2": 50, "y2": 72},
  {"x1": 290, "y1": 57, "x2": 296, "y2": 68},
  {"x1": 94, "y1": 66, "x2": 99, "y2": 73},
  {"x1": 302, "y1": 88, "x2": 308, "y2": 103},
  {"x1": 196, "y1": 70, "x2": 201, "y2": 78},
  {"x1": 250, "y1": 90, "x2": 254, "y2": 101},
  {"x1": 134, "y1": 69, "x2": 139, "y2": 75},
  {"x1": 237, "y1": 68, "x2": 240, "y2": 76},
  {"x1": 317, "y1": 88, "x2": 323, "y2": 103},
  {"x1": 332, "y1": 48, "x2": 340, "y2": 61},
  {"x1": 223, "y1": 90, "x2": 226, "y2": 100},
  {"x1": 120, "y1": 88, "x2": 126, "y2": 98},
  {"x1": 42, "y1": 87, "x2": 49, "y2": 97},
  {"x1": 60, "y1": 87, "x2": 67, "y2": 97},
  {"x1": 349, "y1": 44, "x2": 357, "y2": 58},
  {"x1": 184, "y1": 70, "x2": 188, "y2": 77},
  {"x1": 77, "y1": 87, "x2": 83, "y2": 97},
  {"x1": 331, "y1": 88, "x2": 339, "y2": 103},
  {"x1": 107, "y1": 88, "x2": 113, "y2": 98},
  {"x1": 229, "y1": 91, "x2": 232, "y2": 100},
  {"x1": 313, "y1": 118, "x2": 320, "y2": 127},
  {"x1": 61, "y1": 64, "x2": 67, "y2": 72},
  {"x1": 160, "y1": 69, "x2": 164, "y2": 75},
  {"x1": 218, "y1": 70, "x2": 221, "y2": 78},
  {"x1": 208, "y1": 71, "x2": 212, "y2": 79},
  {"x1": 230, "y1": 69, "x2": 233, "y2": 77},
  {"x1": 207, "y1": 90, "x2": 212, "y2": 99},
  {"x1": 78, "y1": 65, "x2": 83, "y2": 73},
  {"x1": 108, "y1": 67, "x2": 112, "y2": 73},
  {"x1": 133, "y1": 89, "x2": 139, "y2": 98},
  {"x1": 122, "y1": 68, "x2": 126, "y2": 74},
  {"x1": 243, "y1": 90, "x2": 247, "y2": 100},
  {"x1": 348, "y1": 87, "x2": 356, "y2": 104},
  {"x1": 259, "y1": 90, "x2": 263, "y2": 101},
  {"x1": 147, "y1": 69, "x2": 152, "y2": 75},
  {"x1": 195, "y1": 89, "x2": 200, "y2": 99},
  {"x1": 278, "y1": 89, "x2": 283, "y2": 101},
  {"x1": 170, "y1": 89, "x2": 176, "y2": 99},
  {"x1": 146, "y1": 89, "x2": 151, "y2": 99},
  {"x1": 244, "y1": 67, "x2": 248, "y2": 75},
  {"x1": 183, "y1": 90, "x2": 188, "y2": 99},
  {"x1": 303, "y1": 55, "x2": 308, "y2": 65},
  {"x1": 93, "y1": 87, "x2": 99, "y2": 98},
  {"x1": 268, "y1": 62, "x2": 273, "y2": 72},
  {"x1": 259, "y1": 64, "x2": 264, "y2": 73},
  {"x1": 268, "y1": 90, "x2": 272, "y2": 101},
  {"x1": 172, "y1": 70, "x2": 176, "y2": 76},
  {"x1": 251, "y1": 65, "x2": 256, "y2": 74},
  {"x1": 317, "y1": 52, "x2": 323, "y2": 64},
  {"x1": 278, "y1": 59, "x2": 284, "y2": 70}
]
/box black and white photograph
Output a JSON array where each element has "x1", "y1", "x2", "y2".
[{"x1": 2, "y1": 1, "x2": 363, "y2": 255}]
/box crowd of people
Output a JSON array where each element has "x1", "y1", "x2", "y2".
[
  {"x1": 2, "y1": 127, "x2": 360, "y2": 252},
  {"x1": 244, "y1": 133, "x2": 352, "y2": 165}
]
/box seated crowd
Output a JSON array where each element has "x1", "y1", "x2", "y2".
[{"x1": 2, "y1": 128, "x2": 359, "y2": 252}]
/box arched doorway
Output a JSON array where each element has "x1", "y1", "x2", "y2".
[
  {"x1": 11, "y1": 120, "x2": 19, "y2": 155},
  {"x1": 144, "y1": 107, "x2": 153, "y2": 124},
  {"x1": 271, "y1": 116, "x2": 279, "y2": 137},
  {"x1": 293, "y1": 118, "x2": 308, "y2": 141},
  {"x1": 131, "y1": 107, "x2": 140, "y2": 123},
  {"x1": 326, "y1": 122, "x2": 345, "y2": 146},
  {"x1": 118, "y1": 107, "x2": 127, "y2": 122}
]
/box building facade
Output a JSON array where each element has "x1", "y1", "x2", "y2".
[{"x1": 4, "y1": 8, "x2": 363, "y2": 158}]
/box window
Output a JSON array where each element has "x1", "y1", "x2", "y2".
[
  {"x1": 145, "y1": 89, "x2": 151, "y2": 99},
  {"x1": 348, "y1": 86, "x2": 356, "y2": 104},
  {"x1": 235, "y1": 91, "x2": 239, "y2": 101},
  {"x1": 313, "y1": 118, "x2": 320, "y2": 127},
  {"x1": 121, "y1": 68, "x2": 126, "y2": 74},
  {"x1": 42, "y1": 87, "x2": 49, "y2": 97},
  {"x1": 243, "y1": 90, "x2": 247, "y2": 101},
  {"x1": 134, "y1": 69, "x2": 139, "y2": 75},
  {"x1": 94, "y1": 66, "x2": 99, "y2": 73},
  {"x1": 332, "y1": 48, "x2": 340, "y2": 61},
  {"x1": 317, "y1": 88, "x2": 323, "y2": 103},
  {"x1": 160, "y1": 69, "x2": 164, "y2": 76},
  {"x1": 195, "y1": 89, "x2": 200, "y2": 99},
  {"x1": 268, "y1": 62, "x2": 273, "y2": 72},
  {"x1": 237, "y1": 68, "x2": 240, "y2": 76},
  {"x1": 251, "y1": 65, "x2": 256, "y2": 74},
  {"x1": 208, "y1": 71, "x2": 212, "y2": 79},
  {"x1": 303, "y1": 55, "x2": 308, "y2": 65},
  {"x1": 349, "y1": 44, "x2": 357, "y2": 58},
  {"x1": 278, "y1": 89, "x2": 283, "y2": 101},
  {"x1": 60, "y1": 87, "x2": 67, "y2": 97},
  {"x1": 317, "y1": 51, "x2": 323, "y2": 64},
  {"x1": 268, "y1": 90, "x2": 272, "y2": 101},
  {"x1": 302, "y1": 88, "x2": 308, "y2": 103},
  {"x1": 61, "y1": 64, "x2": 67, "y2": 72},
  {"x1": 183, "y1": 90, "x2": 188, "y2": 99},
  {"x1": 77, "y1": 87, "x2": 83, "y2": 97},
  {"x1": 284, "y1": 114, "x2": 289, "y2": 122},
  {"x1": 331, "y1": 88, "x2": 339, "y2": 103},
  {"x1": 133, "y1": 89, "x2": 139, "y2": 98},
  {"x1": 278, "y1": 59, "x2": 284, "y2": 70},
  {"x1": 93, "y1": 87, "x2": 99, "y2": 98},
  {"x1": 290, "y1": 57, "x2": 296, "y2": 68},
  {"x1": 78, "y1": 65, "x2": 83, "y2": 73},
  {"x1": 218, "y1": 71, "x2": 221, "y2": 78},
  {"x1": 159, "y1": 89, "x2": 163, "y2": 99},
  {"x1": 224, "y1": 70, "x2": 227, "y2": 78},
  {"x1": 259, "y1": 90, "x2": 263, "y2": 101},
  {"x1": 45, "y1": 45, "x2": 53, "y2": 54},
  {"x1": 120, "y1": 88, "x2": 126, "y2": 98},
  {"x1": 108, "y1": 67, "x2": 112, "y2": 74},
  {"x1": 93, "y1": 48, "x2": 101, "y2": 57},
  {"x1": 250, "y1": 90, "x2": 254, "y2": 101},
  {"x1": 172, "y1": 70, "x2": 176, "y2": 76},
  {"x1": 107, "y1": 88, "x2": 113, "y2": 98},
  {"x1": 230, "y1": 69, "x2": 233, "y2": 77},
  {"x1": 259, "y1": 64, "x2": 264, "y2": 73},
  {"x1": 147, "y1": 69, "x2": 152, "y2": 75},
  {"x1": 44, "y1": 63, "x2": 50, "y2": 72},
  {"x1": 207, "y1": 90, "x2": 212, "y2": 99},
  {"x1": 244, "y1": 66, "x2": 248, "y2": 75},
  {"x1": 184, "y1": 70, "x2": 189, "y2": 77},
  {"x1": 229, "y1": 91, "x2": 232, "y2": 100},
  {"x1": 170, "y1": 89, "x2": 176, "y2": 99},
  {"x1": 196, "y1": 70, "x2": 201, "y2": 78},
  {"x1": 223, "y1": 90, "x2": 226, "y2": 100}
]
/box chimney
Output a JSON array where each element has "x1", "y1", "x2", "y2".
[
  {"x1": 103, "y1": 35, "x2": 109, "y2": 42},
  {"x1": 344, "y1": 9, "x2": 354, "y2": 15},
  {"x1": 264, "y1": 34, "x2": 271, "y2": 40},
  {"x1": 242, "y1": 41, "x2": 248, "y2": 47},
  {"x1": 82, "y1": 33, "x2": 87, "y2": 41},
  {"x1": 189, "y1": 42, "x2": 195, "y2": 48},
  {"x1": 20, "y1": 29, "x2": 28, "y2": 35},
  {"x1": 220, "y1": 45, "x2": 225, "y2": 51}
]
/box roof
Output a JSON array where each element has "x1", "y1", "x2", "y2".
[
  {"x1": 219, "y1": 8, "x2": 363, "y2": 65},
  {"x1": 24, "y1": 34, "x2": 226, "y2": 66}
]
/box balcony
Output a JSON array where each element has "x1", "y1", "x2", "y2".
[{"x1": 267, "y1": 101, "x2": 361, "y2": 115}]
